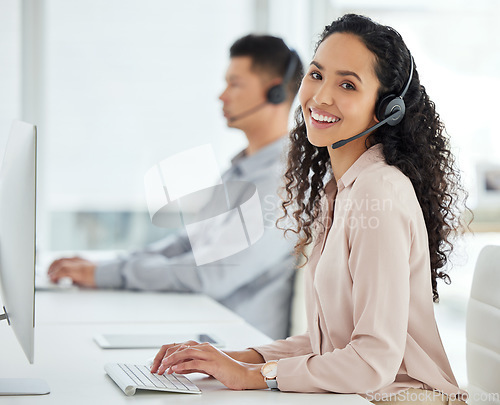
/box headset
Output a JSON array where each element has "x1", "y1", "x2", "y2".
[
  {"x1": 331, "y1": 54, "x2": 414, "y2": 149},
  {"x1": 266, "y1": 49, "x2": 300, "y2": 104},
  {"x1": 229, "y1": 49, "x2": 300, "y2": 122}
]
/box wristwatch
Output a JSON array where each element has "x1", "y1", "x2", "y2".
[{"x1": 260, "y1": 360, "x2": 279, "y2": 390}]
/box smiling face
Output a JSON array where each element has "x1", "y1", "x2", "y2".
[{"x1": 299, "y1": 33, "x2": 381, "y2": 148}]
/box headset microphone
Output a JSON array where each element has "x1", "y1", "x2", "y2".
[
  {"x1": 227, "y1": 101, "x2": 268, "y2": 122},
  {"x1": 331, "y1": 116, "x2": 393, "y2": 149},
  {"x1": 331, "y1": 54, "x2": 414, "y2": 150}
]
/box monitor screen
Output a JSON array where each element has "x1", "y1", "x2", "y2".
[{"x1": 0, "y1": 120, "x2": 49, "y2": 395}]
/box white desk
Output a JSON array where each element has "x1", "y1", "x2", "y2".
[
  {"x1": 1, "y1": 290, "x2": 370, "y2": 404},
  {"x1": 35, "y1": 289, "x2": 242, "y2": 325}
]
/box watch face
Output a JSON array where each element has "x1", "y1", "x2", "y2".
[{"x1": 261, "y1": 361, "x2": 278, "y2": 379}]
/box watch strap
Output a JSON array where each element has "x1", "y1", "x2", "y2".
[{"x1": 265, "y1": 378, "x2": 278, "y2": 390}]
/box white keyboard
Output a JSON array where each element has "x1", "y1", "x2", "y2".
[{"x1": 105, "y1": 363, "x2": 201, "y2": 396}]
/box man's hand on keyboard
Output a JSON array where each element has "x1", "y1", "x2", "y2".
[{"x1": 150, "y1": 341, "x2": 267, "y2": 391}]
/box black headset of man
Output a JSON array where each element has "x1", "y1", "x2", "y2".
[
  {"x1": 228, "y1": 49, "x2": 300, "y2": 122},
  {"x1": 331, "y1": 54, "x2": 414, "y2": 149}
]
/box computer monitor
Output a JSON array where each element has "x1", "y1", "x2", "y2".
[{"x1": 0, "y1": 120, "x2": 49, "y2": 395}]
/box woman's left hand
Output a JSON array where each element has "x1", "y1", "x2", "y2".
[{"x1": 150, "y1": 342, "x2": 267, "y2": 390}]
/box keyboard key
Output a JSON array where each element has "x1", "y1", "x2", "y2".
[
  {"x1": 106, "y1": 363, "x2": 201, "y2": 395},
  {"x1": 150, "y1": 373, "x2": 176, "y2": 389}
]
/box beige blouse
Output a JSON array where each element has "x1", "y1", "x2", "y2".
[{"x1": 253, "y1": 144, "x2": 465, "y2": 399}]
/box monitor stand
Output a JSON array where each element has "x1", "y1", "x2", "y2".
[
  {"x1": 0, "y1": 378, "x2": 50, "y2": 395},
  {"x1": 0, "y1": 311, "x2": 50, "y2": 395}
]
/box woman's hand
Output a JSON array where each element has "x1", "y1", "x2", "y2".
[
  {"x1": 224, "y1": 348, "x2": 265, "y2": 364},
  {"x1": 150, "y1": 341, "x2": 267, "y2": 390}
]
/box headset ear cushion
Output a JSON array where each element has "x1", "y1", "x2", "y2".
[
  {"x1": 376, "y1": 94, "x2": 406, "y2": 126},
  {"x1": 267, "y1": 84, "x2": 286, "y2": 105},
  {"x1": 376, "y1": 94, "x2": 395, "y2": 121}
]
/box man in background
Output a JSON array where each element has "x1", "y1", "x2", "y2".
[{"x1": 48, "y1": 34, "x2": 303, "y2": 340}]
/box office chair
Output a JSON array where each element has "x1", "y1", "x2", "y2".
[{"x1": 466, "y1": 245, "x2": 500, "y2": 405}]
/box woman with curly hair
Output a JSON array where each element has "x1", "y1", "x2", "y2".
[{"x1": 151, "y1": 14, "x2": 468, "y2": 403}]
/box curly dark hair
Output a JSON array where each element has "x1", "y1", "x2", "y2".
[{"x1": 280, "y1": 14, "x2": 469, "y2": 302}]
